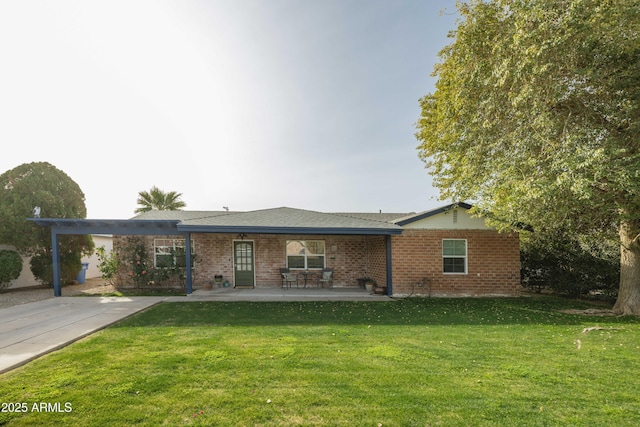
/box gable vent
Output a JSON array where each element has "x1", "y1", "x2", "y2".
[{"x1": 452, "y1": 209, "x2": 458, "y2": 224}]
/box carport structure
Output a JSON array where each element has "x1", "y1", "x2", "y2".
[
  {"x1": 29, "y1": 207, "x2": 403, "y2": 297},
  {"x1": 28, "y1": 218, "x2": 182, "y2": 297}
]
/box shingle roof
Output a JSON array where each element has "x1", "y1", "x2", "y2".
[
  {"x1": 30, "y1": 204, "x2": 476, "y2": 236},
  {"x1": 332, "y1": 212, "x2": 413, "y2": 223},
  {"x1": 179, "y1": 207, "x2": 401, "y2": 234},
  {"x1": 133, "y1": 207, "x2": 401, "y2": 234},
  {"x1": 132, "y1": 210, "x2": 233, "y2": 220}
]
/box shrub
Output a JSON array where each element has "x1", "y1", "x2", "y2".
[
  {"x1": 0, "y1": 249, "x2": 22, "y2": 289},
  {"x1": 96, "y1": 246, "x2": 119, "y2": 286},
  {"x1": 113, "y1": 236, "x2": 193, "y2": 292},
  {"x1": 30, "y1": 249, "x2": 81, "y2": 287},
  {"x1": 119, "y1": 236, "x2": 153, "y2": 288},
  {"x1": 521, "y1": 230, "x2": 619, "y2": 298}
]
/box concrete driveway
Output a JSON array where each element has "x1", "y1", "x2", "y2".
[{"x1": 0, "y1": 296, "x2": 163, "y2": 374}]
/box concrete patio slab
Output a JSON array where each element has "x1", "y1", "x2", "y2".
[{"x1": 169, "y1": 287, "x2": 392, "y2": 302}]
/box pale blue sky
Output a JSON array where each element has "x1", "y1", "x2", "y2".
[{"x1": 0, "y1": 0, "x2": 459, "y2": 218}]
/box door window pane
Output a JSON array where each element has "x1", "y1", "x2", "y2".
[{"x1": 236, "y1": 243, "x2": 253, "y2": 271}]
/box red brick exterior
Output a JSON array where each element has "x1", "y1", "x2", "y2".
[
  {"x1": 364, "y1": 236, "x2": 388, "y2": 287},
  {"x1": 115, "y1": 234, "x2": 377, "y2": 288},
  {"x1": 114, "y1": 229, "x2": 520, "y2": 296},
  {"x1": 191, "y1": 234, "x2": 371, "y2": 287},
  {"x1": 389, "y1": 229, "x2": 521, "y2": 296}
]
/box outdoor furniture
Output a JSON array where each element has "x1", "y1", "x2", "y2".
[
  {"x1": 280, "y1": 268, "x2": 299, "y2": 288},
  {"x1": 298, "y1": 270, "x2": 318, "y2": 287},
  {"x1": 318, "y1": 268, "x2": 333, "y2": 288}
]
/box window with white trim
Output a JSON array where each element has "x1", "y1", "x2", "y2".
[
  {"x1": 154, "y1": 238, "x2": 195, "y2": 268},
  {"x1": 286, "y1": 240, "x2": 325, "y2": 269},
  {"x1": 442, "y1": 239, "x2": 467, "y2": 274}
]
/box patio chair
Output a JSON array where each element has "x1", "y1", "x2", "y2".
[
  {"x1": 280, "y1": 268, "x2": 299, "y2": 288},
  {"x1": 317, "y1": 268, "x2": 333, "y2": 288}
]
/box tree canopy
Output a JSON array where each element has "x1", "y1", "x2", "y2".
[
  {"x1": 416, "y1": 0, "x2": 640, "y2": 313},
  {"x1": 135, "y1": 186, "x2": 186, "y2": 213},
  {"x1": 0, "y1": 162, "x2": 93, "y2": 284}
]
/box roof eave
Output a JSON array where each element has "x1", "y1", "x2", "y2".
[
  {"x1": 28, "y1": 218, "x2": 404, "y2": 235},
  {"x1": 394, "y1": 202, "x2": 474, "y2": 226},
  {"x1": 27, "y1": 218, "x2": 182, "y2": 235}
]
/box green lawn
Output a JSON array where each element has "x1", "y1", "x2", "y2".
[{"x1": 1, "y1": 297, "x2": 640, "y2": 426}]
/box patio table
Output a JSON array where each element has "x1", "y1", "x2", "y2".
[{"x1": 298, "y1": 271, "x2": 318, "y2": 287}]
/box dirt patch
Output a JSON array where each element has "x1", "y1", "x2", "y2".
[
  {"x1": 0, "y1": 278, "x2": 115, "y2": 309},
  {"x1": 70, "y1": 277, "x2": 115, "y2": 295}
]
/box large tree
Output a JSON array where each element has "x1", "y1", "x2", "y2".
[
  {"x1": 416, "y1": 0, "x2": 640, "y2": 314},
  {"x1": 135, "y1": 186, "x2": 186, "y2": 213},
  {"x1": 0, "y1": 162, "x2": 94, "y2": 285}
]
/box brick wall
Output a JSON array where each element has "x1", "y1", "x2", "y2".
[
  {"x1": 116, "y1": 234, "x2": 372, "y2": 288},
  {"x1": 192, "y1": 234, "x2": 234, "y2": 285},
  {"x1": 201, "y1": 234, "x2": 372, "y2": 287},
  {"x1": 114, "y1": 230, "x2": 520, "y2": 295},
  {"x1": 365, "y1": 236, "x2": 387, "y2": 286},
  {"x1": 389, "y1": 229, "x2": 521, "y2": 296}
]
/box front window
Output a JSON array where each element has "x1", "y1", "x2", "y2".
[
  {"x1": 286, "y1": 240, "x2": 325, "y2": 269},
  {"x1": 154, "y1": 239, "x2": 195, "y2": 268},
  {"x1": 442, "y1": 239, "x2": 467, "y2": 274}
]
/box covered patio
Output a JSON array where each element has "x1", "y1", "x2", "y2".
[{"x1": 29, "y1": 207, "x2": 403, "y2": 297}]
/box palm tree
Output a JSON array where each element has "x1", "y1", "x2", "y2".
[{"x1": 135, "y1": 186, "x2": 186, "y2": 213}]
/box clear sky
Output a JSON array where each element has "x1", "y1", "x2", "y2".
[{"x1": 0, "y1": 0, "x2": 459, "y2": 219}]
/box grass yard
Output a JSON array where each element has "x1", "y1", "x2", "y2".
[{"x1": 1, "y1": 297, "x2": 640, "y2": 426}]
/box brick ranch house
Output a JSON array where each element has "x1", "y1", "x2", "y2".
[{"x1": 30, "y1": 202, "x2": 521, "y2": 297}]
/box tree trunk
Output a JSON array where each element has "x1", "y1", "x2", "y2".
[{"x1": 613, "y1": 220, "x2": 640, "y2": 315}]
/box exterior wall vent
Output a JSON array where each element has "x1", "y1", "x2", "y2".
[{"x1": 452, "y1": 209, "x2": 458, "y2": 224}]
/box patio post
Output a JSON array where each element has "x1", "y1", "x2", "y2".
[
  {"x1": 386, "y1": 235, "x2": 393, "y2": 296},
  {"x1": 51, "y1": 230, "x2": 62, "y2": 297},
  {"x1": 185, "y1": 232, "x2": 192, "y2": 294}
]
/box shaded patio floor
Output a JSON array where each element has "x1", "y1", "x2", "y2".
[{"x1": 180, "y1": 286, "x2": 392, "y2": 302}]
